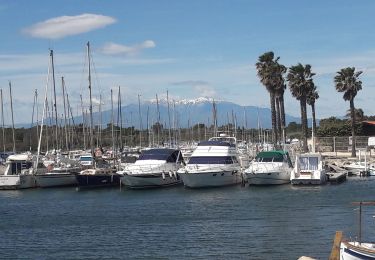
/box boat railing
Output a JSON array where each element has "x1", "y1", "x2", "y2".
[
  {"x1": 249, "y1": 162, "x2": 286, "y2": 172},
  {"x1": 123, "y1": 163, "x2": 181, "y2": 173},
  {"x1": 185, "y1": 163, "x2": 239, "y2": 172}
]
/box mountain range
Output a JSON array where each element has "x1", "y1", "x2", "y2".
[{"x1": 21, "y1": 97, "x2": 301, "y2": 129}]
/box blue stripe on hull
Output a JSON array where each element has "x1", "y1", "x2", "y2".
[{"x1": 344, "y1": 247, "x2": 375, "y2": 259}]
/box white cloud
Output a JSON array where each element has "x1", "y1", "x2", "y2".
[
  {"x1": 23, "y1": 13, "x2": 116, "y2": 39},
  {"x1": 193, "y1": 85, "x2": 216, "y2": 97},
  {"x1": 100, "y1": 40, "x2": 156, "y2": 55},
  {"x1": 171, "y1": 80, "x2": 209, "y2": 86}
]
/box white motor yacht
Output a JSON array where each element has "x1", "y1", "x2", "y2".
[
  {"x1": 244, "y1": 150, "x2": 293, "y2": 185},
  {"x1": 177, "y1": 134, "x2": 242, "y2": 188},
  {"x1": 0, "y1": 154, "x2": 47, "y2": 189},
  {"x1": 290, "y1": 153, "x2": 327, "y2": 185},
  {"x1": 119, "y1": 148, "x2": 184, "y2": 188}
]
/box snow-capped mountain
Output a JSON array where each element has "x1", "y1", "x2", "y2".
[
  {"x1": 81, "y1": 97, "x2": 299, "y2": 129},
  {"x1": 148, "y1": 96, "x2": 221, "y2": 106},
  {"x1": 19, "y1": 97, "x2": 300, "y2": 129}
]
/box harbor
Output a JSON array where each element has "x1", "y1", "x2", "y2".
[
  {"x1": 1, "y1": 175, "x2": 374, "y2": 259},
  {"x1": 2, "y1": 1, "x2": 375, "y2": 259}
]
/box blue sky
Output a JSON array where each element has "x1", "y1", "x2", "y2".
[{"x1": 1, "y1": 0, "x2": 375, "y2": 124}]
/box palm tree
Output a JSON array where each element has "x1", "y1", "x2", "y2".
[
  {"x1": 334, "y1": 67, "x2": 363, "y2": 157},
  {"x1": 255, "y1": 51, "x2": 280, "y2": 146},
  {"x1": 306, "y1": 84, "x2": 319, "y2": 137},
  {"x1": 345, "y1": 108, "x2": 364, "y2": 123},
  {"x1": 274, "y1": 62, "x2": 287, "y2": 143},
  {"x1": 287, "y1": 63, "x2": 315, "y2": 152}
]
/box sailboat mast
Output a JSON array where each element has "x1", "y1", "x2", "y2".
[
  {"x1": 118, "y1": 87, "x2": 123, "y2": 151},
  {"x1": 8, "y1": 82, "x2": 16, "y2": 152},
  {"x1": 80, "y1": 95, "x2": 86, "y2": 150},
  {"x1": 50, "y1": 50, "x2": 59, "y2": 151},
  {"x1": 36, "y1": 57, "x2": 51, "y2": 172},
  {"x1": 146, "y1": 105, "x2": 150, "y2": 147},
  {"x1": 167, "y1": 90, "x2": 171, "y2": 147},
  {"x1": 111, "y1": 89, "x2": 115, "y2": 156},
  {"x1": 61, "y1": 77, "x2": 69, "y2": 150},
  {"x1": 87, "y1": 42, "x2": 94, "y2": 155},
  {"x1": 99, "y1": 94, "x2": 102, "y2": 147},
  {"x1": 156, "y1": 94, "x2": 160, "y2": 146},
  {"x1": 0, "y1": 89, "x2": 5, "y2": 153},
  {"x1": 138, "y1": 94, "x2": 142, "y2": 147},
  {"x1": 30, "y1": 89, "x2": 37, "y2": 151}
]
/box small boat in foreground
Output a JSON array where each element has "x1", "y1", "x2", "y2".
[
  {"x1": 338, "y1": 201, "x2": 375, "y2": 259},
  {"x1": 244, "y1": 150, "x2": 293, "y2": 185}
]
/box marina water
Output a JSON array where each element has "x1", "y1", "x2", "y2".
[{"x1": 1, "y1": 178, "x2": 375, "y2": 259}]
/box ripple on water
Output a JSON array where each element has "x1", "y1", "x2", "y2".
[{"x1": 0, "y1": 178, "x2": 374, "y2": 259}]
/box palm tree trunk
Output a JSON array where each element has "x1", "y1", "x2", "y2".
[
  {"x1": 279, "y1": 94, "x2": 286, "y2": 143},
  {"x1": 300, "y1": 98, "x2": 308, "y2": 152},
  {"x1": 276, "y1": 96, "x2": 282, "y2": 144},
  {"x1": 350, "y1": 98, "x2": 356, "y2": 157},
  {"x1": 270, "y1": 91, "x2": 278, "y2": 146},
  {"x1": 311, "y1": 102, "x2": 316, "y2": 137}
]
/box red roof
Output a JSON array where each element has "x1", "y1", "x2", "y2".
[{"x1": 363, "y1": 121, "x2": 375, "y2": 126}]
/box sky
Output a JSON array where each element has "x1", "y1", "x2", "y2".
[{"x1": 1, "y1": 0, "x2": 375, "y2": 124}]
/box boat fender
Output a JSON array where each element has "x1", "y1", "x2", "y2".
[
  {"x1": 162, "y1": 171, "x2": 165, "y2": 180},
  {"x1": 169, "y1": 171, "x2": 173, "y2": 178},
  {"x1": 173, "y1": 171, "x2": 177, "y2": 179}
]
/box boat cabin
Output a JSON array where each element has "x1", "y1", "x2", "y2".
[
  {"x1": 4, "y1": 154, "x2": 33, "y2": 175},
  {"x1": 79, "y1": 154, "x2": 94, "y2": 167},
  {"x1": 137, "y1": 149, "x2": 184, "y2": 164},
  {"x1": 255, "y1": 151, "x2": 293, "y2": 167},
  {"x1": 297, "y1": 154, "x2": 322, "y2": 172}
]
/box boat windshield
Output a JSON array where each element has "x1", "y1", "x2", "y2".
[
  {"x1": 299, "y1": 156, "x2": 319, "y2": 170},
  {"x1": 188, "y1": 156, "x2": 236, "y2": 164},
  {"x1": 256, "y1": 155, "x2": 284, "y2": 162},
  {"x1": 138, "y1": 149, "x2": 183, "y2": 163},
  {"x1": 10, "y1": 161, "x2": 32, "y2": 174},
  {"x1": 80, "y1": 157, "x2": 93, "y2": 162}
]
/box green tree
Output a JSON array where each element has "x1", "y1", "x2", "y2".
[
  {"x1": 306, "y1": 84, "x2": 319, "y2": 137},
  {"x1": 287, "y1": 63, "x2": 315, "y2": 152},
  {"x1": 345, "y1": 108, "x2": 364, "y2": 123},
  {"x1": 334, "y1": 67, "x2": 363, "y2": 157},
  {"x1": 255, "y1": 52, "x2": 281, "y2": 146},
  {"x1": 274, "y1": 62, "x2": 287, "y2": 143}
]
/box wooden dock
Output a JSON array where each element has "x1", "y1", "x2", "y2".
[
  {"x1": 329, "y1": 231, "x2": 342, "y2": 260},
  {"x1": 326, "y1": 164, "x2": 347, "y2": 184}
]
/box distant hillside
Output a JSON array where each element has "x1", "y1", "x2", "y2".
[{"x1": 18, "y1": 97, "x2": 301, "y2": 129}]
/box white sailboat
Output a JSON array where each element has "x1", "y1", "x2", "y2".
[
  {"x1": 177, "y1": 133, "x2": 242, "y2": 188},
  {"x1": 33, "y1": 49, "x2": 79, "y2": 188},
  {"x1": 339, "y1": 201, "x2": 375, "y2": 259},
  {"x1": 244, "y1": 150, "x2": 293, "y2": 185}
]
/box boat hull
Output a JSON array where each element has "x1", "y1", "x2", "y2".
[
  {"x1": 76, "y1": 174, "x2": 120, "y2": 188},
  {"x1": 35, "y1": 173, "x2": 78, "y2": 188},
  {"x1": 340, "y1": 241, "x2": 375, "y2": 259},
  {"x1": 0, "y1": 175, "x2": 36, "y2": 189},
  {"x1": 179, "y1": 170, "x2": 241, "y2": 188},
  {"x1": 245, "y1": 171, "x2": 290, "y2": 185},
  {"x1": 121, "y1": 173, "x2": 181, "y2": 188}
]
